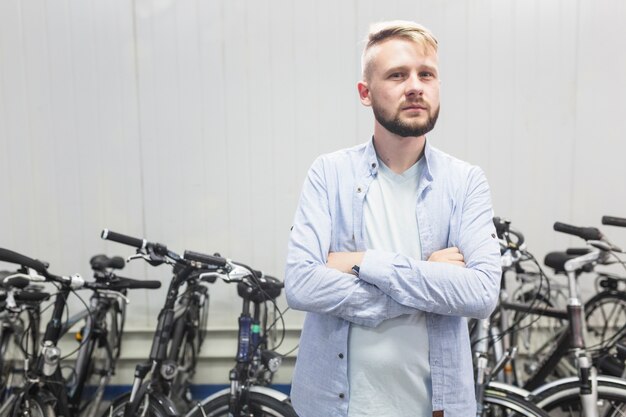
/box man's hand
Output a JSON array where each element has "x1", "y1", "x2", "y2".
[
  {"x1": 327, "y1": 252, "x2": 365, "y2": 274},
  {"x1": 428, "y1": 247, "x2": 465, "y2": 267}
]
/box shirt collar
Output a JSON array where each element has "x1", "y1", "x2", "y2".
[{"x1": 362, "y1": 136, "x2": 435, "y2": 183}]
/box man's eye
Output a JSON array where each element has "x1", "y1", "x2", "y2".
[
  {"x1": 419, "y1": 72, "x2": 435, "y2": 79},
  {"x1": 389, "y1": 73, "x2": 404, "y2": 79}
]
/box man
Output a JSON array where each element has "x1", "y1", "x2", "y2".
[{"x1": 285, "y1": 21, "x2": 501, "y2": 417}]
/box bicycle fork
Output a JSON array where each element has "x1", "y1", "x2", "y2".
[{"x1": 577, "y1": 352, "x2": 599, "y2": 417}]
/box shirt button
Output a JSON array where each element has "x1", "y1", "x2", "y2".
[
  {"x1": 357, "y1": 187, "x2": 362, "y2": 193},
  {"x1": 338, "y1": 353, "x2": 344, "y2": 359},
  {"x1": 339, "y1": 393, "x2": 345, "y2": 399},
  {"x1": 371, "y1": 163, "x2": 376, "y2": 168}
]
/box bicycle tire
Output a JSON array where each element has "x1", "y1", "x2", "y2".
[
  {"x1": 9, "y1": 393, "x2": 55, "y2": 417},
  {"x1": 483, "y1": 390, "x2": 550, "y2": 417},
  {"x1": 534, "y1": 379, "x2": 626, "y2": 416},
  {"x1": 0, "y1": 327, "x2": 12, "y2": 400},
  {"x1": 187, "y1": 392, "x2": 298, "y2": 417},
  {"x1": 584, "y1": 290, "x2": 626, "y2": 349},
  {"x1": 100, "y1": 392, "x2": 171, "y2": 417}
]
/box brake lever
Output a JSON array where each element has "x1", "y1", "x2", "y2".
[
  {"x1": 126, "y1": 252, "x2": 167, "y2": 267},
  {"x1": 126, "y1": 253, "x2": 149, "y2": 263},
  {"x1": 588, "y1": 240, "x2": 623, "y2": 254}
]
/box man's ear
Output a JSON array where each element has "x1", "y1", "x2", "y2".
[{"x1": 357, "y1": 81, "x2": 371, "y2": 106}]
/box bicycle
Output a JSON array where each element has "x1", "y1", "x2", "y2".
[
  {"x1": 470, "y1": 218, "x2": 550, "y2": 417},
  {"x1": 183, "y1": 251, "x2": 295, "y2": 417},
  {"x1": 485, "y1": 222, "x2": 626, "y2": 416},
  {"x1": 0, "y1": 247, "x2": 160, "y2": 417},
  {"x1": 98, "y1": 230, "x2": 296, "y2": 417},
  {"x1": 0, "y1": 271, "x2": 50, "y2": 406},
  {"x1": 492, "y1": 220, "x2": 626, "y2": 386}
]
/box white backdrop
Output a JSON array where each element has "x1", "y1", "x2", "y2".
[{"x1": 1, "y1": 0, "x2": 626, "y2": 384}]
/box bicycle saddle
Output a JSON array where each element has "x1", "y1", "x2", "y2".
[{"x1": 237, "y1": 275, "x2": 283, "y2": 303}]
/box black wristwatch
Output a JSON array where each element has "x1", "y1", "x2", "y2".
[{"x1": 351, "y1": 264, "x2": 360, "y2": 276}]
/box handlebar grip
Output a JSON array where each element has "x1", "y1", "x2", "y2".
[
  {"x1": 4, "y1": 276, "x2": 30, "y2": 289},
  {"x1": 101, "y1": 229, "x2": 146, "y2": 249},
  {"x1": 553, "y1": 222, "x2": 603, "y2": 241},
  {"x1": 0, "y1": 248, "x2": 48, "y2": 275},
  {"x1": 602, "y1": 216, "x2": 626, "y2": 228},
  {"x1": 14, "y1": 291, "x2": 50, "y2": 302},
  {"x1": 184, "y1": 250, "x2": 227, "y2": 267},
  {"x1": 493, "y1": 217, "x2": 508, "y2": 239},
  {"x1": 121, "y1": 278, "x2": 162, "y2": 290},
  {"x1": 566, "y1": 247, "x2": 591, "y2": 255},
  {"x1": 263, "y1": 275, "x2": 285, "y2": 288}
]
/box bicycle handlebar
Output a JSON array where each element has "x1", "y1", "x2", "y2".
[
  {"x1": 602, "y1": 215, "x2": 626, "y2": 228},
  {"x1": 565, "y1": 247, "x2": 591, "y2": 255},
  {"x1": 14, "y1": 290, "x2": 50, "y2": 302},
  {"x1": 101, "y1": 229, "x2": 147, "y2": 249},
  {"x1": 183, "y1": 250, "x2": 228, "y2": 268},
  {"x1": 553, "y1": 221, "x2": 603, "y2": 241},
  {"x1": 493, "y1": 217, "x2": 508, "y2": 239},
  {"x1": 493, "y1": 217, "x2": 525, "y2": 249},
  {"x1": 110, "y1": 276, "x2": 162, "y2": 290},
  {"x1": 3, "y1": 275, "x2": 30, "y2": 289},
  {"x1": 0, "y1": 248, "x2": 48, "y2": 275}
]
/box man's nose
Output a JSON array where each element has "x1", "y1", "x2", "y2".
[{"x1": 405, "y1": 73, "x2": 424, "y2": 96}]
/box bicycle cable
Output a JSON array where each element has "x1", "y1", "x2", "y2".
[
  {"x1": 59, "y1": 287, "x2": 97, "y2": 360},
  {"x1": 471, "y1": 251, "x2": 554, "y2": 350},
  {"x1": 491, "y1": 252, "x2": 554, "y2": 347},
  {"x1": 230, "y1": 262, "x2": 288, "y2": 352},
  {"x1": 18, "y1": 284, "x2": 61, "y2": 359}
]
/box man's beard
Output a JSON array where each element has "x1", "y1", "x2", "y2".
[{"x1": 373, "y1": 101, "x2": 440, "y2": 138}]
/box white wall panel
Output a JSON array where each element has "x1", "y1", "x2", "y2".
[{"x1": 2, "y1": 0, "x2": 626, "y2": 384}]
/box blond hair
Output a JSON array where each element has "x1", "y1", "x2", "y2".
[{"x1": 361, "y1": 20, "x2": 438, "y2": 80}]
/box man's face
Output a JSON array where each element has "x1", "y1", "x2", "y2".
[{"x1": 359, "y1": 38, "x2": 440, "y2": 138}]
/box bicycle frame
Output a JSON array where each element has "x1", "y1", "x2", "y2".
[{"x1": 123, "y1": 266, "x2": 198, "y2": 417}]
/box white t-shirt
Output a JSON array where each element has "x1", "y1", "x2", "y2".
[{"x1": 347, "y1": 158, "x2": 432, "y2": 417}]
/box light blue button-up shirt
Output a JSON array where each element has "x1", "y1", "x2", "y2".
[{"x1": 285, "y1": 138, "x2": 502, "y2": 417}]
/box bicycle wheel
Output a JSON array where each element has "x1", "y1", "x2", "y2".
[
  {"x1": 483, "y1": 390, "x2": 550, "y2": 416},
  {"x1": 534, "y1": 379, "x2": 626, "y2": 416},
  {"x1": 100, "y1": 393, "x2": 170, "y2": 417},
  {"x1": 0, "y1": 327, "x2": 13, "y2": 400},
  {"x1": 187, "y1": 392, "x2": 298, "y2": 417},
  {"x1": 8, "y1": 393, "x2": 55, "y2": 417},
  {"x1": 584, "y1": 291, "x2": 626, "y2": 349},
  {"x1": 0, "y1": 325, "x2": 25, "y2": 404}
]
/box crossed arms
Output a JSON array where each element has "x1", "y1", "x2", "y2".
[{"x1": 284, "y1": 157, "x2": 501, "y2": 327}]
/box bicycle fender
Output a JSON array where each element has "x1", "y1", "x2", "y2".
[
  {"x1": 486, "y1": 381, "x2": 532, "y2": 398},
  {"x1": 145, "y1": 392, "x2": 180, "y2": 417},
  {"x1": 187, "y1": 386, "x2": 290, "y2": 412},
  {"x1": 530, "y1": 374, "x2": 626, "y2": 398}
]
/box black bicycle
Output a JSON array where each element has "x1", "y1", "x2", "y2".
[
  {"x1": 479, "y1": 221, "x2": 626, "y2": 416},
  {"x1": 0, "y1": 247, "x2": 160, "y2": 417},
  {"x1": 0, "y1": 271, "x2": 50, "y2": 407},
  {"x1": 184, "y1": 252, "x2": 295, "y2": 417},
  {"x1": 98, "y1": 230, "x2": 296, "y2": 417}
]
